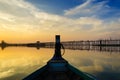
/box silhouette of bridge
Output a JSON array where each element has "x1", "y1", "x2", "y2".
[
  {"x1": 0, "y1": 39, "x2": 120, "y2": 52},
  {"x1": 44, "y1": 39, "x2": 120, "y2": 52}
]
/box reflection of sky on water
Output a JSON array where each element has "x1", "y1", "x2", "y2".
[
  {"x1": 0, "y1": 48, "x2": 120, "y2": 80},
  {"x1": 64, "y1": 50, "x2": 120, "y2": 80},
  {"x1": 0, "y1": 48, "x2": 53, "y2": 80}
]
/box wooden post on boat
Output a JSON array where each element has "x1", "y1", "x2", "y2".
[
  {"x1": 51, "y1": 35, "x2": 62, "y2": 60},
  {"x1": 47, "y1": 35, "x2": 68, "y2": 72}
]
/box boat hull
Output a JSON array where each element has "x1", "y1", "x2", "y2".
[{"x1": 23, "y1": 61, "x2": 96, "y2": 80}]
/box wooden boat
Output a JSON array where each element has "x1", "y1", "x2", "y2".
[{"x1": 23, "y1": 35, "x2": 97, "y2": 80}]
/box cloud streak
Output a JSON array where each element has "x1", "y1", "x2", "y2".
[{"x1": 64, "y1": 0, "x2": 110, "y2": 17}]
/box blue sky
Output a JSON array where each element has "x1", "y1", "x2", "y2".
[
  {"x1": 0, "y1": 0, "x2": 120, "y2": 42},
  {"x1": 27, "y1": 0, "x2": 120, "y2": 18},
  {"x1": 27, "y1": 0, "x2": 84, "y2": 14}
]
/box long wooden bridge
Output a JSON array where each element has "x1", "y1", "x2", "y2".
[
  {"x1": 0, "y1": 39, "x2": 120, "y2": 52},
  {"x1": 44, "y1": 39, "x2": 120, "y2": 52},
  {"x1": 45, "y1": 39, "x2": 120, "y2": 47}
]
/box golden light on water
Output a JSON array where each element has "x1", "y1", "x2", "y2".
[
  {"x1": 0, "y1": 47, "x2": 120, "y2": 80},
  {"x1": 0, "y1": 48, "x2": 53, "y2": 79}
]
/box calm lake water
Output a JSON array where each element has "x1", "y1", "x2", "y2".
[{"x1": 0, "y1": 47, "x2": 120, "y2": 80}]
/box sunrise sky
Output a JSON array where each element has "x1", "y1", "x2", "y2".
[{"x1": 0, "y1": 0, "x2": 120, "y2": 42}]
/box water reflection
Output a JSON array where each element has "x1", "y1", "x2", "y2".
[
  {"x1": 64, "y1": 50, "x2": 120, "y2": 80},
  {"x1": 0, "y1": 48, "x2": 53, "y2": 80},
  {"x1": 0, "y1": 48, "x2": 120, "y2": 80}
]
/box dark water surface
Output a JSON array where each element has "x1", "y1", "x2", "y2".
[{"x1": 0, "y1": 48, "x2": 120, "y2": 80}]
